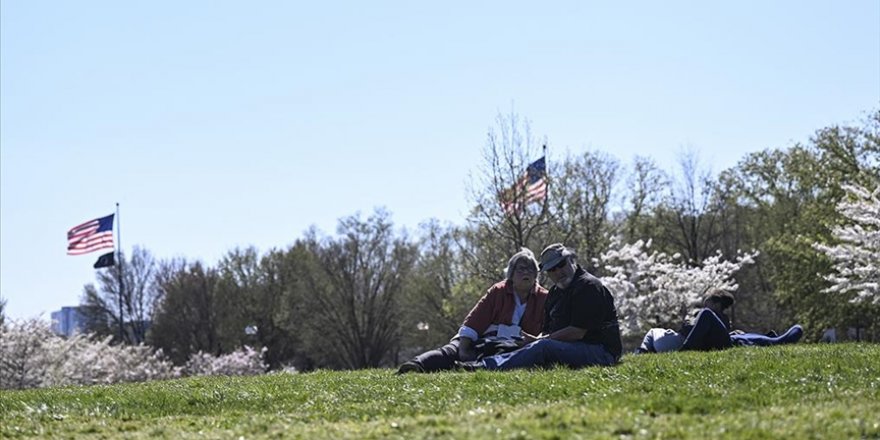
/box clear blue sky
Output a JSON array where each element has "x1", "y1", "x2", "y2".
[{"x1": 2, "y1": 1, "x2": 878, "y2": 320}]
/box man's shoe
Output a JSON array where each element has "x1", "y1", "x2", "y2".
[
  {"x1": 396, "y1": 361, "x2": 424, "y2": 375},
  {"x1": 780, "y1": 325, "x2": 804, "y2": 344},
  {"x1": 454, "y1": 360, "x2": 486, "y2": 372}
]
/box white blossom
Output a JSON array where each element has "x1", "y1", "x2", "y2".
[
  {"x1": 1, "y1": 318, "x2": 268, "y2": 390},
  {"x1": 815, "y1": 184, "x2": 880, "y2": 304},
  {"x1": 0, "y1": 318, "x2": 180, "y2": 389},
  {"x1": 183, "y1": 346, "x2": 268, "y2": 377},
  {"x1": 595, "y1": 238, "x2": 757, "y2": 337}
]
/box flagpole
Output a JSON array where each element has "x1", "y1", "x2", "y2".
[
  {"x1": 116, "y1": 202, "x2": 125, "y2": 342},
  {"x1": 543, "y1": 143, "x2": 548, "y2": 200}
]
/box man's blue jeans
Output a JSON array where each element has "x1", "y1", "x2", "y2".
[{"x1": 481, "y1": 338, "x2": 616, "y2": 370}]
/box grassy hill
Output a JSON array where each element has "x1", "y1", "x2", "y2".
[{"x1": 1, "y1": 344, "x2": 878, "y2": 439}]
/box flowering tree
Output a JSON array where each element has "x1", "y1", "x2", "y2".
[
  {"x1": 1, "y1": 318, "x2": 270, "y2": 390},
  {"x1": 815, "y1": 184, "x2": 880, "y2": 305},
  {"x1": 595, "y1": 238, "x2": 757, "y2": 337},
  {"x1": 0, "y1": 318, "x2": 179, "y2": 389},
  {"x1": 184, "y1": 346, "x2": 268, "y2": 377},
  {"x1": 0, "y1": 318, "x2": 57, "y2": 389}
]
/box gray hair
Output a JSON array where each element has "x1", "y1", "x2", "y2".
[{"x1": 505, "y1": 248, "x2": 539, "y2": 281}]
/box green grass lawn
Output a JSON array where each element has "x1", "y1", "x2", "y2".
[{"x1": 1, "y1": 344, "x2": 878, "y2": 439}]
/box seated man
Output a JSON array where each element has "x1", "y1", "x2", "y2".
[
  {"x1": 637, "y1": 290, "x2": 803, "y2": 353},
  {"x1": 396, "y1": 248, "x2": 548, "y2": 373},
  {"x1": 460, "y1": 243, "x2": 622, "y2": 370}
]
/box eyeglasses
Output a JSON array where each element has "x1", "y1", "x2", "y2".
[{"x1": 545, "y1": 259, "x2": 567, "y2": 273}]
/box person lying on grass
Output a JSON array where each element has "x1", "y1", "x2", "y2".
[
  {"x1": 457, "y1": 243, "x2": 623, "y2": 371},
  {"x1": 636, "y1": 290, "x2": 804, "y2": 353},
  {"x1": 396, "y1": 248, "x2": 548, "y2": 374}
]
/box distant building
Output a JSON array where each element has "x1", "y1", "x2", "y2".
[{"x1": 51, "y1": 306, "x2": 85, "y2": 337}]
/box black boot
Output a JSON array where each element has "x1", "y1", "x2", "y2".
[{"x1": 396, "y1": 361, "x2": 424, "y2": 375}]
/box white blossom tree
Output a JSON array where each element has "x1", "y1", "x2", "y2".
[
  {"x1": 0, "y1": 318, "x2": 58, "y2": 389},
  {"x1": 595, "y1": 238, "x2": 757, "y2": 337},
  {"x1": 0, "y1": 318, "x2": 179, "y2": 389},
  {"x1": 1, "y1": 318, "x2": 270, "y2": 390},
  {"x1": 815, "y1": 184, "x2": 880, "y2": 304},
  {"x1": 184, "y1": 346, "x2": 268, "y2": 377}
]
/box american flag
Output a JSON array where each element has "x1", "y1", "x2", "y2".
[
  {"x1": 501, "y1": 156, "x2": 547, "y2": 214},
  {"x1": 67, "y1": 214, "x2": 115, "y2": 255}
]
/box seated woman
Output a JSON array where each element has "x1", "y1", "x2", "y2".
[
  {"x1": 397, "y1": 248, "x2": 548, "y2": 373},
  {"x1": 637, "y1": 290, "x2": 803, "y2": 353}
]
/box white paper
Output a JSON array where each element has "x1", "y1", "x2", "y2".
[{"x1": 496, "y1": 324, "x2": 522, "y2": 339}]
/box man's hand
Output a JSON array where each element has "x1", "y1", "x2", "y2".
[{"x1": 546, "y1": 326, "x2": 586, "y2": 342}]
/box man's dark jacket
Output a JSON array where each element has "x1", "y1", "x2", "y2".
[{"x1": 543, "y1": 265, "x2": 623, "y2": 359}]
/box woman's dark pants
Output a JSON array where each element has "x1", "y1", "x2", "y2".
[{"x1": 411, "y1": 339, "x2": 461, "y2": 372}]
